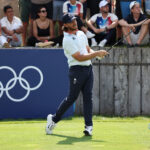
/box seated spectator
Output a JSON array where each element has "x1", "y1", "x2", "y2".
[
  {"x1": 119, "y1": 1, "x2": 150, "y2": 46},
  {"x1": 119, "y1": 0, "x2": 142, "y2": 18},
  {"x1": 30, "y1": 0, "x2": 53, "y2": 36},
  {"x1": 19, "y1": 0, "x2": 31, "y2": 46},
  {"x1": 27, "y1": 6, "x2": 54, "y2": 46},
  {"x1": 87, "y1": 0, "x2": 118, "y2": 47},
  {"x1": 63, "y1": 0, "x2": 95, "y2": 39},
  {"x1": 1, "y1": 5, "x2": 23, "y2": 47},
  {"x1": 0, "y1": 24, "x2": 10, "y2": 48},
  {"x1": 87, "y1": 0, "x2": 113, "y2": 17}
]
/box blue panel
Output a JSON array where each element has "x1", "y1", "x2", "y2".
[{"x1": 0, "y1": 48, "x2": 74, "y2": 119}]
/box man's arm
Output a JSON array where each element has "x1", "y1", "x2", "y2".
[
  {"x1": 72, "y1": 49, "x2": 109, "y2": 61},
  {"x1": 107, "y1": 19, "x2": 118, "y2": 30},
  {"x1": 119, "y1": 18, "x2": 150, "y2": 31},
  {"x1": 118, "y1": 19, "x2": 129, "y2": 27},
  {"x1": 14, "y1": 25, "x2": 23, "y2": 34},
  {"x1": 87, "y1": 20, "x2": 105, "y2": 33},
  {"x1": 2, "y1": 27, "x2": 14, "y2": 36}
]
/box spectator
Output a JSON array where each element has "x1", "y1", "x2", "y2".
[
  {"x1": 19, "y1": 0, "x2": 31, "y2": 46},
  {"x1": 115, "y1": 0, "x2": 123, "y2": 43},
  {"x1": 87, "y1": 0, "x2": 113, "y2": 17},
  {"x1": 1, "y1": 5, "x2": 23, "y2": 47},
  {"x1": 119, "y1": 0, "x2": 142, "y2": 18},
  {"x1": 0, "y1": 24, "x2": 10, "y2": 48},
  {"x1": 27, "y1": 6, "x2": 54, "y2": 46},
  {"x1": 63, "y1": 0, "x2": 95, "y2": 39},
  {"x1": 53, "y1": 0, "x2": 67, "y2": 36},
  {"x1": 30, "y1": 0, "x2": 53, "y2": 36},
  {"x1": 79, "y1": 0, "x2": 87, "y2": 21},
  {"x1": 87, "y1": 0, "x2": 118, "y2": 47},
  {"x1": 119, "y1": 1, "x2": 150, "y2": 46}
]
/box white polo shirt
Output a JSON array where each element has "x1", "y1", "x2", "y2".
[
  {"x1": 0, "y1": 16, "x2": 22, "y2": 38},
  {"x1": 63, "y1": 30, "x2": 91, "y2": 67}
]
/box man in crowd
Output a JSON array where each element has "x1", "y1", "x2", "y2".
[
  {"x1": 1, "y1": 5, "x2": 23, "y2": 47},
  {"x1": 119, "y1": 1, "x2": 150, "y2": 46},
  {"x1": 87, "y1": 0, "x2": 118, "y2": 47},
  {"x1": 63, "y1": 0, "x2": 95, "y2": 39}
]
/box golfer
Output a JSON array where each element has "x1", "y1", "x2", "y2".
[{"x1": 46, "y1": 14, "x2": 109, "y2": 136}]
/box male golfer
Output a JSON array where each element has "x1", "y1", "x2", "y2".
[{"x1": 46, "y1": 14, "x2": 108, "y2": 136}]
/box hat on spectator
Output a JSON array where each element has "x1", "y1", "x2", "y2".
[
  {"x1": 99, "y1": 0, "x2": 108, "y2": 8},
  {"x1": 129, "y1": 1, "x2": 143, "y2": 14},
  {"x1": 62, "y1": 14, "x2": 76, "y2": 24},
  {"x1": 129, "y1": 1, "x2": 140, "y2": 9}
]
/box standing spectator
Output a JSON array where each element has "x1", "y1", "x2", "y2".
[
  {"x1": 115, "y1": 0, "x2": 123, "y2": 43},
  {"x1": 87, "y1": 0, "x2": 118, "y2": 47},
  {"x1": 1, "y1": 5, "x2": 23, "y2": 47},
  {"x1": 79, "y1": 0, "x2": 87, "y2": 21},
  {"x1": 27, "y1": 6, "x2": 54, "y2": 46},
  {"x1": 119, "y1": 1, "x2": 150, "y2": 46},
  {"x1": 19, "y1": 0, "x2": 31, "y2": 46},
  {"x1": 63, "y1": 0, "x2": 95, "y2": 39},
  {"x1": 53, "y1": 0, "x2": 67, "y2": 36}
]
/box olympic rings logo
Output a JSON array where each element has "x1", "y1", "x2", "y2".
[{"x1": 0, "y1": 66, "x2": 43, "y2": 102}]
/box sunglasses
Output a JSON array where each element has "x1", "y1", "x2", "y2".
[{"x1": 40, "y1": 10, "x2": 47, "y2": 13}]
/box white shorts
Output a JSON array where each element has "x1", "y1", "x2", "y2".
[
  {"x1": 0, "y1": 35, "x2": 7, "y2": 46},
  {"x1": 123, "y1": 31, "x2": 149, "y2": 45}
]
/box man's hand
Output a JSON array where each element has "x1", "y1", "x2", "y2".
[
  {"x1": 96, "y1": 50, "x2": 109, "y2": 58},
  {"x1": 128, "y1": 24, "x2": 136, "y2": 32},
  {"x1": 93, "y1": 28, "x2": 105, "y2": 33}
]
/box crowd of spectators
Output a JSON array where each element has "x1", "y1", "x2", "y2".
[{"x1": 0, "y1": 0, "x2": 150, "y2": 48}]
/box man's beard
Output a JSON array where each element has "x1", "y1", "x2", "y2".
[{"x1": 69, "y1": 26, "x2": 78, "y2": 31}]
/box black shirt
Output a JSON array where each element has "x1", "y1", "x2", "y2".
[{"x1": 124, "y1": 13, "x2": 146, "y2": 34}]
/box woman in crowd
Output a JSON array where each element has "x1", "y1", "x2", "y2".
[{"x1": 27, "y1": 6, "x2": 54, "y2": 46}]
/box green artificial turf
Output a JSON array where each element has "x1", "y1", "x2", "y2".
[{"x1": 0, "y1": 116, "x2": 150, "y2": 150}]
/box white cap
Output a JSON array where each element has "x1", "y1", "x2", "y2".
[
  {"x1": 99, "y1": 0, "x2": 108, "y2": 8},
  {"x1": 129, "y1": 1, "x2": 140, "y2": 10}
]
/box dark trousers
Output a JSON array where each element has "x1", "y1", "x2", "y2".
[
  {"x1": 95, "y1": 28, "x2": 116, "y2": 45},
  {"x1": 89, "y1": 28, "x2": 116, "y2": 46},
  {"x1": 53, "y1": 65, "x2": 93, "y2": 126}
]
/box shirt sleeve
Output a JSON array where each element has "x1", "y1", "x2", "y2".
[
  {"x1": 90, "y1": 14, "x2": 98, "y2": 23},
  {"x1": 79, "y1": 2, "x2": 83, "y2": 14},
  {"x1": 1, "y1": 18, "x2": 6, "y2": 28},
  {"x1": 16, "y1": 18, "x2": 23, "y2": 27},
  {"x1": 110, "y1": 13, "x2": 118, "y2": 21}
]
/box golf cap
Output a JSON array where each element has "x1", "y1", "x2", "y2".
[
  {"x1": 129, "y1": 1, "x2": 140, "y2": 10},
  {"x1": 99, "y1": 0, "x2": 109, "y2": 8},
  {"x1": 62, "y1": 14, "x2": 76, "y2": 24}
]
